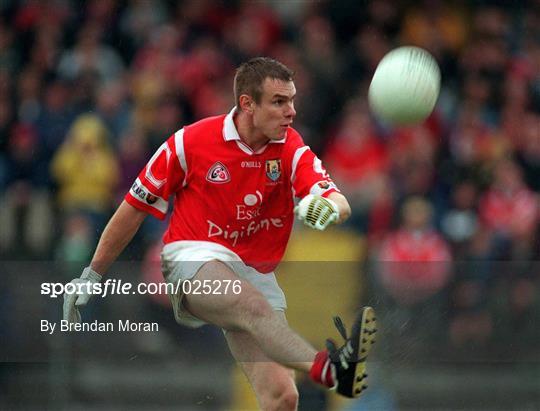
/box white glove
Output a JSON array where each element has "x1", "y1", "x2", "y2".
[
  {"x1": 63, "y1": 267, "x2": 102, "y2": 323},
  {"x1": 295, "y1": 194, "x2": 339, "y2": 231}
]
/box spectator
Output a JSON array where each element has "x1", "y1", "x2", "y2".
[
  {"x1": 388, "y1": 119, "x2": 441, "y2": 199},
  {"x1": 17, "y1": 67, "x2": 42, "y2": 123},
  {"x1": 0, "y1": 72, "x2": 13, "y2": 189},
  {"x1": 514, "y1": 113, "x2": 540, "y2": 192},
  {"x1": 95, "y1": 79, "x2": 132, "y2": 144},
  {"x1": 478, "y1": 158, "x2": 539, "y2": 260},
  {"x1": 57, "y1": 21, "x2": 125, "y2": 84},
  {"x1": 0, "y1": 19, "x2": 19, "y2": 73},
  {"x1": 50, "y1": 114, "x2": 119, "y2": 237},
  {"x1": 440, "y1": 180, "x2": 479, "y2": 258},
  {"x1": 378, "y1": 197, "x2": 452, "y2": 306},
  {"x1": 0, "y1": 123, "x2": 54, "y2": 256},
  {"x1": 297, "y1": 15, "x2": 342, "y2": 134},
  {"x1": 55, "y1": 212, "x2": 94, "y2": 277},
  {"x1": 324, "y1": 98, "x2": 390, "y2": 231},
  {"x1": 34, "y1": 78, "x2": 77, "y2": 174},
  {"x1": 399, "y1": 1, "x2": 468, "y2": 55},
  {"x1": 119, "y1": 0, "x2": 168, "y2": 55},
  {"x1": 131, "y1": 24, "x2": 185, "y2": 90},
  {"x1": 116, "y1": 128, "x2": 149, "y2": 201},
  {"x1": 372, "y1": 196, "x2": 453, "y2": 348}
]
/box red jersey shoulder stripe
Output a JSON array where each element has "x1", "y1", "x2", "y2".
[{"x1": 174, "y1": 128, "x2": 188, "y2": 187}]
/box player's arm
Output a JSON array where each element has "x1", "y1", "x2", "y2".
[
  {"x1": 63, "y1": 201, "x2": 147, "y2": 323},
  {"x1": 63, "y1": 132, "x2": 185, "y2": 323},
  {"x1": 327, "y1": 191, "x2": 351, "y2": 224},
  {"x1": 291, "y1": 144, "x2": 349, "y2": 230},
  {"x1": 295, "y1": 192, "x2": 345, "y2": 230},
  {"x1": 90, "y1": 200, "x2": 147, "y2": 274}
]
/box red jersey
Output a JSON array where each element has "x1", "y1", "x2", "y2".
[
  {"x1": 378, "y1": 229, "x2": 452, "y2": 303},
  {"x1": 125, "y1": 108, "x2": 338, "y2": 272},
  {"x1": 479, "y1": 187, "x2": 538, "y2": 236}
]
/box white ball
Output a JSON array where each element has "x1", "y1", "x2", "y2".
[{"x1": 368, "y1": 46, "x2": 441, "y2": 125}]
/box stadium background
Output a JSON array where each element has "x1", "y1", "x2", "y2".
[{"x1": 1, "y1": 0, "x2": 539, "y2": 410}]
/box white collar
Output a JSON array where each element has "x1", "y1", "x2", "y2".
[{"x1": 222, "y1": 107, "x2": 287, "y2": 144}]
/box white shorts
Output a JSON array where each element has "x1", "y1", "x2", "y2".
[{"x1": 160, "y1": 241, "x2": 287, "y2": 328}]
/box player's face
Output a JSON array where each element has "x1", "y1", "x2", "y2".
[{"x1": 252, "y1": 78, "x2": 296, "y2": 140}]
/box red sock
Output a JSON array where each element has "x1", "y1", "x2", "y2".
[{"x1": 309, "y1": 351, "x2": 336, "y2": 388}]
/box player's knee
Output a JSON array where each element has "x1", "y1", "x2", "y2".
[
  {"x1": 261, "y1": 383, "x2": 298, "y2": 411},
  {"x1": 275, "y1": 388, "x2": 299, "y2": 411},
  {"x1": 237, "y1": 292, "x2": 273, "y2": 324}
]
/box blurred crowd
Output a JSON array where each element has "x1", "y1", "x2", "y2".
[{"x1": 1, "y1": 0, "x2": 539, "y2": 355}]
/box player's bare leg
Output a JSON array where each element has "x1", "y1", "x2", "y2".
[
  {"x1": 182, "y1": 261, "x2": 378, "y2": 398},
  {"x1": 225, "y1": 312, "x2": 298, "y2": 411},
  {"x1": 182, "y1": 261, "x2": 316, "y2": 372}
]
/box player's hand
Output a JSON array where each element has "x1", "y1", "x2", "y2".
[
  {"x1": 63, "y1": 267, "x2": 102, "y2": 324},
  {"x1": 295, "y1": 194, "x2": 339, "y2": 231}
]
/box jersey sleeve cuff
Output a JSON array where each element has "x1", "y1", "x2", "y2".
[
  {"x1": 125, "y1": 193, "x2": 167, "y2": 220},
  {"x1": 308, "y1": 180, "x2": 340, "y2": 198},
  {"x1": 321, "y1": 188, "x2": 339, "y2": 198}
]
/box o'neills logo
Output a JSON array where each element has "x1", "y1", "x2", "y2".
[
  {"x1": 206, "y1": 162, "x2": 231, "y2": 183},
  {"x1": 241, "y1": 161, "x2": 262, "y2": 168}
]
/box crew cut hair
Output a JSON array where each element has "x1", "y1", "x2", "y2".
[{"x1": 234, "y1": 57, "x2": 294, "y2": 107}]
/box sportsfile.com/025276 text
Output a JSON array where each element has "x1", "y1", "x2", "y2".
[{"x1": 41, "y1": 279, "x2": 242, "y2": 299}]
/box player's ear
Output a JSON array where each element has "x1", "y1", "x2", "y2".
[{"x1": 239, "y1": 94, "x2": 255, "y2": 115}]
